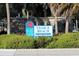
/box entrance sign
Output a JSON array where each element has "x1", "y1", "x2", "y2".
[
  {"x1": 34, "y1": 26, "x2": 53, "y2": 36},
  {"x1": 25, "y1": 21, "x2": 34, "y2": 36}
]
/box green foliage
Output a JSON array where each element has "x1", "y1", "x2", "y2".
[
  {"x1": 46, "y1": 32, "x2": 79, "y2": 48},
  {"x1": 0, "y1": 34, "x2": 53, "y2": 49},
  {"x1": 0, "y1": 32, "x2": 79, "y2": 49},
  {"x1": 34, "y1": 37, "x2": 53, "y2": 48},
  {"x1": 0, "y1": 34, "x2": 34, "y2": 49}
]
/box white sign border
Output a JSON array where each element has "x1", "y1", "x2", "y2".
[{"x1": 34, "y1": 26, "x2": 53, "y2": 37}]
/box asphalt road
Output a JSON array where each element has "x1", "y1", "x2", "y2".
[{"x1": 0, "y1": 49, "x2": 79, "y2": 56}]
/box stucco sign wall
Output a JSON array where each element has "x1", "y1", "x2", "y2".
[
  {"x1": 25, "y1": 21, "x2": 53, "y2": 37},
  {"x1": 25, "y1": 21, "x2": 34, "y2": 36}
]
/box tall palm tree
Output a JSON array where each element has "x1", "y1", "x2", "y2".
[
  {"x1": 61, "y1": 4, "x2": 79, "y2": 33},
  {"x1": 6, "y1": 3, "x2": 10, "y2": 34},
  {"x1": 49, "y1": 3, "x2": 79, "y2": 34},
  {"x1": 22, "y1": 3, "x2": 29, "y2": 18},
  {"x1": 49, "y1": 3, "x2": 68, "y2": 34}
]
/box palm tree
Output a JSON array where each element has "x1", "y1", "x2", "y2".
[
  {"x1": 49, "y1": 3, "x2": 79, "y2": 34},
  {"x1": 49, "y1": 3, "x2": 68, "y2": 34},
  {"x1": 6, "y1": 3, "x2": 10, "y2": 34},
  {"x1": 61, "y1": 4, "x2": 79, "y2": 33},
  {"x1": 21, "y1": 4, "x2": 29, "y2": 18}
]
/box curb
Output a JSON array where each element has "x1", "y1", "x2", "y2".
[{"x1": 0, "y1": 49, "x2": 79, "y2": 56}]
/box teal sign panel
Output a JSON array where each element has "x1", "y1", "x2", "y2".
[{"x1": 25, "y1": 21, "x2": 34, "y2": 36}]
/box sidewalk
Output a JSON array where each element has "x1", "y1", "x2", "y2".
[
  {"x1": 0, "y1": 49, "x2": 79, "y2": 56},
  {"x1": 0, "y1": 49, "x2": 16, "y2": 56}
]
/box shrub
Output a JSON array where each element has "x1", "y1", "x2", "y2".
[
  {"x1": 46, "y1": 32, "x2": 79, "y2": 48},
  {"x1": 0, "y1": 32, "x2": 79, "y2": 49},
  {"x1": 34, "y1": 37, "x2": 52, "y2": 48},
  {"x1": 0, "y1": 34, "x2": 34, "y2": 49}
]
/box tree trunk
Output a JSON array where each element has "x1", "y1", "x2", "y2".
[
  {"x1": 27, "y1": 10, "x2": 29, "y2": 19},
  {"x1": 18, "y1": 13, "x2": 20, "y2": 17},
  {"x1": 35, "y1": 18, "x2": 38, "y2": 25},
  {"x1": 43, "y1": 18, "x2": 48, "y2": 25},
  {"x1": 44, "y1": 19, "x2": 47, "y2": 25},
  {"x1": 6, "y1": 3, "x2": 10, "y2": 34},
  {"x1": 55, "y1": 17, "x2": 58, "y2": 34},
  {"x1": 76, "y1": 20, "x2": 78, "y2": 30},
  {"x1": 22, "y1": 8, "x2": 26, "y2": 17},
  {"x1": 65, "y1": 19, "x2": 69, "y2": 33},
  {"x1": 44, "y1": 21, "x2": 47, "y2": 25}
]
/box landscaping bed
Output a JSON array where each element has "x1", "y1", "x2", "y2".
[
  {"x1": 0, "y1": 32, "x2": 79, "y2": 48},
  {"x1": 47, "y1": 32, "x2": 79, "y2": 48}
]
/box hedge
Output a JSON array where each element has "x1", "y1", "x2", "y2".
[
  {"x1": 0, "y1": 32, "x2": 79, "y2": 48},
  {"x1": 46, "y1": 32, "x2": 79, "y2": 48},
  {"x1": 0, "y1": 34, "x2": 53, "y2": 49},
  {"x1": 0, "y1": 34, "x2": 34, "y2": 49},
  {"x1": 34, "y1": 37, "x2": 53, "y2": 48}
]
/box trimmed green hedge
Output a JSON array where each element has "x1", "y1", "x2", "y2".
[
  {"x1": 0, "y1": 34, "x2": 52, "y2": 49},
  {"x1": 34, "y1": 37, "x2": 52, "y2": 48},
  {"x1": 0, "y1": 32, "x2": 79, "y2": 48},
  {"x1": 46, "y1": 32, "x2": 79, "y2": 48},
  {"x1": 0, "y1": 34, "x2": 34, "y2": 49}
]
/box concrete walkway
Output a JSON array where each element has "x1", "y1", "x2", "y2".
[
  {"x1": 0, "y1": 49, "x2": 79, "y2": 56},
  {"x1": 0, "y1": 49, "x2": 16, "y2": 56}
]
